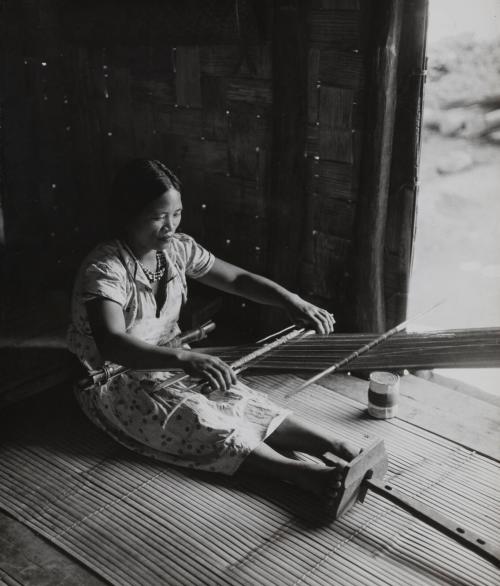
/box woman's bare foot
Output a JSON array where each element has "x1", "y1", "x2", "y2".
[
  {"x1": 265, "y1": 415, "x2": 360, "y2": 462},
  {"x1": 291, "y1": 462, "x2": 344, "y2": 504},
  {"x1": 237, "y1": 442, "x2": 345, "y2": 511},
  {"x1": 323, "y1": 438, "x2": 359, "y2": 462}
]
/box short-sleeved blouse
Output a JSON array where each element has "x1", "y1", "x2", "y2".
[{"x1": 67, "y1": 233, "x2": 214, "y2": 371}]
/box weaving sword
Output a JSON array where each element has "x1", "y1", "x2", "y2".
[{"x1": 286, "y1": 299, "x2": 446, "y2": 398}]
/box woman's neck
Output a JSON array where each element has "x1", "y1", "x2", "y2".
[{"x1": 121, "y1": 237, "x2": 157, "y2": 264}]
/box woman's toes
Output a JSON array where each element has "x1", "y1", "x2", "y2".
[
  {"x1": 318, "y1": 469, "x2": 344, "y2": 516},
  {"x1": 323, "y1": 468, "x2": 343, "y2": 501}
]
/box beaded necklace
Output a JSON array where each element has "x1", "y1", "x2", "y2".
[{"x1": 138, "y1": 250, "x2": 167, "y2": 282}]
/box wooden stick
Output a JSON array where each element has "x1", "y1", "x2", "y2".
[
  {"x1": 286, "y1": 300, "x2": 445, "y2": 398},
  {"x1": 367, "y1": 478, "x2": 500, "y2": 568}
]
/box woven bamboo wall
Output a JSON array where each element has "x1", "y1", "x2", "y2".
[
  {"x1": 1, "y1": 0, "x2": 274, "y2": 333},
  {"x1": 300, "y1": 0, "x2": 370, "y2": 326},
  {"x1": 1, "y1": 0, "x2": 403, "y2": 340}
]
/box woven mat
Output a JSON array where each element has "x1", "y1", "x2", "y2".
[{"x1": 1, "y1": 373, "x2": 499, "y2": 586}]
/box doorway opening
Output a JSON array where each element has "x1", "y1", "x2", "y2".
[{"x1": 408, "y1": 0, "x2": 500, "y2": 396}]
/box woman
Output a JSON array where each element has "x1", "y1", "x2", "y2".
[{"x1": 68, "y1": 159, "x2": 358, "y2": 504}]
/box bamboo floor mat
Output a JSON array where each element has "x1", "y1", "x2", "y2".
[{"x1": 0, "y1": 373, "x2": 499, "y2": 586}]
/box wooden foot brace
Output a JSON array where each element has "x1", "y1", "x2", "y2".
[{"x1": 323, "y1": 439, "x2": 500, "y2": 568}]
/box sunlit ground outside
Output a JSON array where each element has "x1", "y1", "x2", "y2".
[{"x1": 408, "y1": 0, "x2": 500, "y2": 395}]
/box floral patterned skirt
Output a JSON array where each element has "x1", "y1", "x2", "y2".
[{"x1": 75, "y1": 370, "x2": 291, "y2": 475}]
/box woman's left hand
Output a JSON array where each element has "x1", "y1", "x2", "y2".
[{"x1": 286, "y1": 296, "x2": 336, "y2": 335}]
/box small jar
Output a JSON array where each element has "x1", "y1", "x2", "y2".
[{"x1": 368, "y1": 371, "x2": 400, "y2": 419}]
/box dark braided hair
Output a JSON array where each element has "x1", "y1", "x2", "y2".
[{"x1": 108, "y1": 159, "x2": 181, "y2": 236}]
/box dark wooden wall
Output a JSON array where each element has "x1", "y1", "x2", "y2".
[
  {"x1": 1, "y1": 0, "x2": 275, "y2": 335},
  {"x1": 298, "y1": 0, "x2": 371, "y2": 327},
  {"x1": 0, "y1": 0, "x2": 422, "y2": 343}
]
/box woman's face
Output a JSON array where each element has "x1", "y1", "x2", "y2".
[{"x1": 125, "y1": 187, "x2": 183, "y2": 256}]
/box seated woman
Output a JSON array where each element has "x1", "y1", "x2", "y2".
[{"x1": 68, "y1": 158, "x2": 358, "y2": 505}]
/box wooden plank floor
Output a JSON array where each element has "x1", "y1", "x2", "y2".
[
  {"x1": 311, "y1": 372, "x2": 500, "y2": 459},
  {"x1": 0, "y1": 372, "x2": 498, "y2": 585}
]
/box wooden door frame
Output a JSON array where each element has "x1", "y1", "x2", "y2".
[{"x1": 353, "y1": 0, "x2": 429, "y2": 332}]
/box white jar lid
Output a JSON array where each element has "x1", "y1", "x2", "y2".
[{"x1": 369, "y1": 371, "x2": 400, "y2": 393}]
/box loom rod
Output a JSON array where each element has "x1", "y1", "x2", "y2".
[{"x1": 287, "y1": 300, "x2": 446, "y2": 397}]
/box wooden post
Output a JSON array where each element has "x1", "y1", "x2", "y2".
[
  {"x1": 263, "y1": 0, "x2": 308, "y2": 331},
  {"x1": 353, "y1": 0, "x2": 404, "y2": 332},
  {"x1": 385, "y1": 0, "x2": 429, "y2": 327}
]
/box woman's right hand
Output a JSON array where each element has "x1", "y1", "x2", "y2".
[{"x1": 178, "y1": 350, "x2": 237, "y2": 392}]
